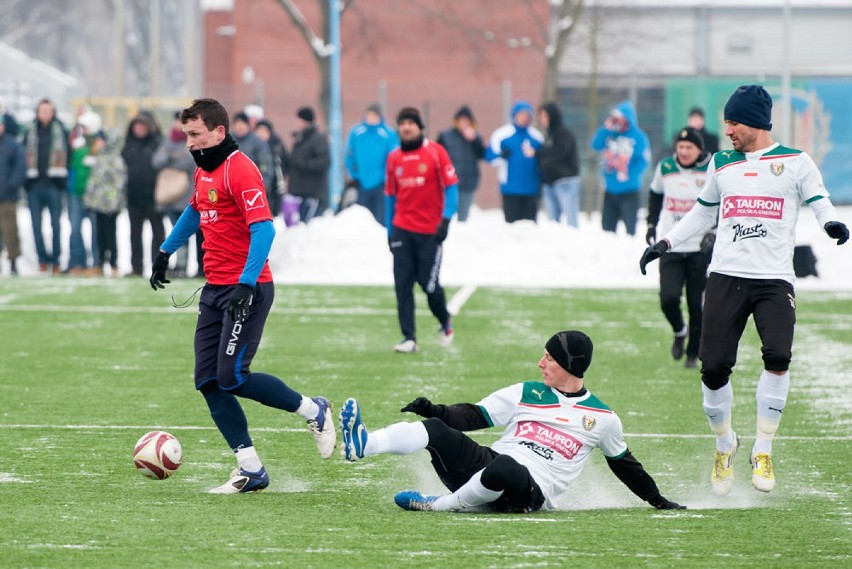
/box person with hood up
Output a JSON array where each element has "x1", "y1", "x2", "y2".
[
  {"x1": 345, "y1": 103, "x2": 399, "y2": 226},
  {"x1": 535, "y1": 102, "x2": 580, "y2": 227},
  {"x1": 486, "y1": 101, "x2": 544, "y2": 223},
  {"x1": 122, "y1": 111, "x2": 164, "y2": 276},
  {"x1": 591, "y1": 100, "x2": 651, "y2": 235},
  {"x1": 437, "y1": 106, "x2": 485, "y2": 222}
]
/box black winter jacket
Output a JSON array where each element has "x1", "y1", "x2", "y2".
[
  {"x1": 287, "y1": 126, "x2": 330, "y2": 200},
  {"x1": 536, "y1": 102, "x2": 579, "y2": 184}
]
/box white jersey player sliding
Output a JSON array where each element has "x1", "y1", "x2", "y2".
[{"x1": 339, "y1": 330, "x2": 685, "y2": 513}]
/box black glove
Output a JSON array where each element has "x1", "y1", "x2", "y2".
[
  {"x1": 649, "y1": 495, "x2": 686, "y2": 510},
  {"x1": 700, "y1": 231, "x2": 716, "y2": 254},
  {"x1": 400, "y1": 397, "x2": 439, "y2": 418},
  {"x1": 227, "y1": 284, "x2": 254, "y2": 323},
  {"x1": 434, "y1": 218, "x2": 450, "y2": 243},
  {"x1": 639, "y1": 240, "x2": 669, "y2": 275},
  {"x1": 645, "y1": 224, "x2": 656, "y2": 246},
  {"x1": 825, "y1": 221, "x2": 849, "y2": 245},
  {"x1": 150, "y1": 251, "x2": 171, "y2": 290}
]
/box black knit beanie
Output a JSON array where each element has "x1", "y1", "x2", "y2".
[
  {"x1": 674, "y1": 126, "x2": 705, "y2": 150},
  {"x1": 545, "y1": 331, "x2": 593, "y2": 378},
  {"x1": 297, "y1": 106, "x2": 315, "y2": 123},
  {"x1": 397, "y1": 106, "x2": 424, "y2": 129},
  {"x1": 724, "y1": 85, "x2": 773, "y2": 131}
]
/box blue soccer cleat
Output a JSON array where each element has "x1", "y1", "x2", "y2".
[
  {"x1": 208, "y1": 466, "x2": 269, "y2": 494},
  {"x1": 394, "y1": 490, "x2": 439, "y2": 511},
  {"x1": 339, "y1": 397, "x2": 368, "y2": 461}
]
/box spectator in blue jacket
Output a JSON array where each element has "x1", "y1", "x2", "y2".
[
  {"x1": 345, "y1": 103, "x2": 399, "y2": 226},
  {"x1": 486, "y1": 100, "x2": 543, "y2": 223},
  {"x1": 591, "y1": 100, "x2": 651, "y2": 235}
]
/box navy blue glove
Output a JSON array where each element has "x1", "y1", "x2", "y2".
[
  {"x1": 649, "y1": 495, "x2": 686, "y2": 510},
  {"x1": 434, "y1": 218, "x2": 450, "y2": 243},
  {"x1": 400, "y1": 397, "x2": 439, "y2": 418},
  {"x1": 825, "y1": 221, "x2": 849, "y2": 245},
  {"x1": 150, "y1": 251, "x2": 171, "y2": 290},
  {"x1": 227, "y1": 284, "x2": 254, "y2": 323},
  {"x1": 639, "y1": 240, "x2": 669, "y2": 275}
]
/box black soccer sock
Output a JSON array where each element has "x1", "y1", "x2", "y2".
[
  {"x1": 232, "y1": 372, "x2": 302, "y2": 412},
  {"x1": 202, "y1": 386, "x2": 252, "y2": 451}
]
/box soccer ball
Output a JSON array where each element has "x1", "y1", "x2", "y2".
[{"x1": 133, "y1": 431, "x2": 182, "y2": 480}]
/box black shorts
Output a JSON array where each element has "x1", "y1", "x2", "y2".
[
  {"x1": 422, "y1": 418, "x2": 545, "y2": 513},
  {"x1": 700, "y1": 273, "x2": 795, "y2": 383},
  {"x1": 193, "y1": 281, "x2": 275, "y2": 390}
]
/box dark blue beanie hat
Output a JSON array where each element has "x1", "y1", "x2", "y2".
[{"x1": 724, "y1": 85, "x2": 773, "y2": 131}]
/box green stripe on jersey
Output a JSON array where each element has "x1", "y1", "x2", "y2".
[
  {"x1": 521, "y1": 382, "x2": 560, "y2": 405},
  {"x1": 697, "y1": 197, "x2": 720, "y2": 207},
  {"x1": 477, "y1": 404, "x2": 495, "y2": 427},
  {"x1": 763, "y1": 145, "x2": 802, "y2": 157},
  {"x1": 579, "y1": 393, "x2": 612, "y2": 412},
  {"x1": 712, "y1": 150, "x2": 745, "y2": 168}
]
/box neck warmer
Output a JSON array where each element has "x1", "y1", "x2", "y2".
[
  {"x1": 190, "y1": 133, "x2": 238, "y2": 172},
  {"x1": 400, "y1": 135, "x2": 424, "y2": 152}
]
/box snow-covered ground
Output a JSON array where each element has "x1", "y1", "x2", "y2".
[{"x1": 6, "y1": 203, "x2": 851, "y2": 291}]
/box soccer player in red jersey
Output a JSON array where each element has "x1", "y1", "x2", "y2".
[
  {"x1": 149, "y1": 99, "x2": 336, "y2": 493},
  {"x1": 385, "y1": 107, "x2": 459, "y2": 353}
]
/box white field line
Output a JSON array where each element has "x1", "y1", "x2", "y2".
[
  {"x1": 0, "y1": 424, "x2": 848, "y2": 441},
  {"x1": 447, "y1": 284, "x2": 477, "y2": 316},
  {"x1": 0, "y1": 304, "x2": 396, "y2": 315}
]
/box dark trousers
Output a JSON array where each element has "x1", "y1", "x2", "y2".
[
  {"x1": 422, "y1": 418, "x2": 545, "y2": 513},
  {"x1": 502, "y1": 194, "x2": 539, "y2": 223},
  {"x1": 390, "y1": 226, "x2": 450, "y2": 342},
  {"x1": 659, "y1": 251, "x2": 710, "y2": 358},
  {"x1": 128, "y1": 204, "x2": 166, "y2": 275},
  {"x1": 601, "y1": 191, "x2": 639, "y2": 235},
  {"x1": 356, "y1": 187, "x2": 385, "y2": 227},
  {"x1": 95, "y1": 212, "x2": 118, "y2": 269},
  {"x1": 699, "y1": 273, "x2": 796, "y2": 389},
  {"x1": 299, "y1": 196, "x2": 326, "y2": 224}
]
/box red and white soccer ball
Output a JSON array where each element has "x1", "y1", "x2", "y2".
[{"x1": 133, "y1": 431, "x2": 182, "y2": 480}]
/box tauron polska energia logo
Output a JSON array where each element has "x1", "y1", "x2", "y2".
[
  {"x1": 514, "y1": 420, "x2": 582, "y2": 460},
  {"x1": 722, "y1": 196, "x2": 783, "y2": 219}
]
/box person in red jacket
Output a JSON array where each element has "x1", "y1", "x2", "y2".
[
  {"x1": 149, "y1": 98, "x2": 336, "y2": 493},
  {"x1": 385, "y1": 107, "x2": 459, "y2": 353}
]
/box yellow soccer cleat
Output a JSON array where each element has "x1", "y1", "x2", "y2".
[
  {"x1": 711, "y1": 434, "x2": 739, "y2": 496},
  {"x1": 750, "y1": 452, "x2": 775, "y2": 492}
]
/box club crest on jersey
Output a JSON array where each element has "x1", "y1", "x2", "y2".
[
  {"x1": 769, "y1": 161, "x2": 784, "y2": 176},
  {"x1": 418, "y1": 163, "x2": 427, "y2": 174},
  {"x1": 582, "y1": 415, "x2": 596, "y2": 431},
  {"x1": 696, "y1": 179, "x2": 705, "y2": 188},
  {"x1": 208, "y1": 189, "x2": 219, "y2": 204}
]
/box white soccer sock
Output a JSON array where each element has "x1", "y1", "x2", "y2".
[
  {"x1": 753, "y1": 370, "x2": 790, "y2": 455},
  {"x1": 235, "y1": 446, "x2": 263, "y2": 472},
  {"x1": 431, "y1": 470, "x2": 503, "y2": 512},
  {"x1": 702, "y1": 382, "x2": 735, "y2": 452},
  {"x1": 295, "y1": 396, "x2": 319, "y2": 421},
  {"x1": 363, "y1": 421, "x2": 429, "y2": 457}
]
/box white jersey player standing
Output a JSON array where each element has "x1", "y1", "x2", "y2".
[
  {"x1": 640, "y1": 85, "x2": 849, "y2": 496},
  {"x1": 338, "y1": 330, "x2": 685, "y2": 513}
]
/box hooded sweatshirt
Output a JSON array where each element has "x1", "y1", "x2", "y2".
[
  {"x1": 590, "y1": 100, "x2": 650, "y2": 194},
  {"x1": 486, "y1": 100, "x2": 544, "y2": 197},
  {"x1": 344, "y1": 113, "x2": 399, "y2": 191},
  {"x1": 536, "y1": 102, "x2": 579, "y2": 184}
]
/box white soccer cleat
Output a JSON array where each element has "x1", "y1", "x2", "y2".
[
  {"x1": 750, "y1": 452, "x2": 775, "y2": 492},
  {"x1": 711, "y1": 433, "x2": 739, "y2": 496},
  {"x1": 394, "y1": 339, "x2": 418, "y2": 353},
  {"x1": 307, "y1": 396, "x2": 336, "y2": 459}
]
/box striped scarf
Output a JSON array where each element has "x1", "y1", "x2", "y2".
[{"x1": 25, "y1": 120, "x2": 68, "y2": 179}]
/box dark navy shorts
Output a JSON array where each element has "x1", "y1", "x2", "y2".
[{"x1": 194, "y1": 281, "x2": 275, "y2": 391}]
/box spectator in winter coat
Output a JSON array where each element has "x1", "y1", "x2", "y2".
[
  {"x1": 67, "y1": 110, "x2": 104, "y2": 274},
  {"x1": 22, "y1": 98, "x2": 70, "y2": 273},
  {"x1": 122, "y1": 112, "x2": 165, "y2": 276},
  {"x1": 436, "y1": 105, "x2": 485, "y2": 222},
  {"x1": 287, "y1": 107, "x2": 330, "y2": 224},
  {"x1": 0, "y1": 118, "x2": 26, "y2": 274},
  {"x1": 231, "y1": 111, "x2": 274, "y2": 194},
  {"x1": 591, "y1": 100, "x2": 651, "y2": 236},
  {"x1": 535, "y1": 102, "x2": 581, "y2": 227},
  {"x1": 687, "y1": 107, "x2": 720, "y2": 155},
  {"x1": 345, "y1": 103, "x2": 399, "y2": 226},
  {"x1": 486, "y1": 100, "x2": 544, "y2": 223},
  {"x1": 254, "y1": 118, "x2": 289, "y2": 218}
]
